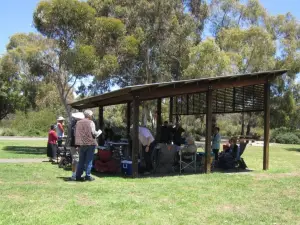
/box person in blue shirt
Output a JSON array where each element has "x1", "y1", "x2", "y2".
[{"x1": 212, "y1": 127, "x2": 221, "y2": 160}]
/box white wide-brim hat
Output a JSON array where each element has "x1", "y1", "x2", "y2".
[
  {"x1": 72, "y1": 112, "x2": 84, "y2": 120},
  {"x1": 57, "y1": 116, "x2": 65, "y2": 121}
]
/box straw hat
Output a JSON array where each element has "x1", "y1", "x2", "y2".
[{"x1": 57, "y1": 116, "x2": 65, "y2": 121}]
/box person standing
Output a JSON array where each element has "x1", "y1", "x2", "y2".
[
  {"x1": 212, "y1": 127, "x2": 221, "y2": 160},
  {"x1": 139, "y1": 126, "x2": 155, "y2": 175},
  {"x1": 75, "y1": 110, "x2": 101, "y2": 181},
  {"x1": 69, "y1": 112, "x2": 84, "y2": 181},
  {"x1": 56, "y1": 116, "x2": 65, "y2": 147},
  {"x1": 47, "y1": 125, "x2": 58, "y2": 162}
]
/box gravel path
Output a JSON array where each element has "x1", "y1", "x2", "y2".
[
  {"x1": 0, "y1": 158, "x2": 47, "y2": 163},
  {"x1": 0, "y1": 136, "x2": 47, "y2": 141}
]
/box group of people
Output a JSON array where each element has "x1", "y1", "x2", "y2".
[
  {"x1": 47, "y1": 110, "x2": 101, "y2": 181},
  {"x1": 47, "y1": 110, "x2": 247, "y2": 179}
]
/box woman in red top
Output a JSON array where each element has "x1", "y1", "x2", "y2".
[{"x1": 47, "y1": 125, "x2": 58, "y2": 162}]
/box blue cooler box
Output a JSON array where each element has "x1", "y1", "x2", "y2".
[{"x1": 121, "y1": 160, "x2": 140, "y2": 176}]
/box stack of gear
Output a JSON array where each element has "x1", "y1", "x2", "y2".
[{"x1": 94, "y1": 146, "x2": 119, "y2": 173}]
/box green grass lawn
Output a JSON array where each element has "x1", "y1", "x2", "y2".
[
  {"x1": 0, "y1": 141, "x2": 299, "y2": 225},
  {"x1": 0, "y1": 140, "x2": 46, "y2": 158}
]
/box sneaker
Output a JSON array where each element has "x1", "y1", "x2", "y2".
[
  {"x1": 85, "y1": 176, "x2": 95, "y2": 181},
  {"x1": 75, "y1": 177, "x2": 85, "y2": 182},
  {"x1": 69, "y1": 176, "x2": 76, "y2": 181}
]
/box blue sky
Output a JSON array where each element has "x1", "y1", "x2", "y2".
[{"x1": 0, "y1": 0, "x2": 300, "y2": 55}]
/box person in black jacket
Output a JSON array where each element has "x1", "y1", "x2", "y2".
[
  {"x1": 160, "y1": 121, "x2": 172, "y2": 144},
  {"x1": 69, "y1": 117, "x2": 80, "y2": 180},
  {"x1": 172, "y1": 123, "x2": 185, "y2": 146}
]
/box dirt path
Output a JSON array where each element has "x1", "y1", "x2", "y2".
[
  {"x1": 0, "y1": 158, "x2": 47, "y2": 163},
  {"x1": 0, "y1": 136, "x2": 47, "y2": 141}
]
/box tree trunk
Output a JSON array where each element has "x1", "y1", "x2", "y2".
[{"x1": 141, "y1": 46, "x2": 151, "y2": 127}]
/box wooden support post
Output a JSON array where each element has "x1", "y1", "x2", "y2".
[
  {"x1": 126, "y1": 102, "x2": 131, "y2": 139},
  {"x1": 263, "y1": 81, "x2": 270, "y2": 170},
  {"x1": 204, "y1": 87, "x2": 213, "y2": 173},
  {"x1": 156, "y1": 98, "x2": 162, "y2": 140},
  {"x1": 98, "y1": 106, "x2": 104, "y2": 146},
  {"x1": 132, "y1": 95, "x2": 140, "y2": 178},
  {"x1": 126, "y1": 102, "x2": 132, "y2": 159},
  {"x1": 169, "y1": 97, "x2": 173, "y2": 123}
]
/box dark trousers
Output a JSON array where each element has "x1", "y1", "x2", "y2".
[
  {"x1": 142, "y1": 141, "x2": 155, "y2": 172},
  {"x1": 58, "y1": 139, "x2": 63, "y2": 147},
  {"x1": 213, "y1": 149, "x2": 219, "y2": 160},
  {"x1": 76, "y1": 145, "x2": 96, "y2": 178}
]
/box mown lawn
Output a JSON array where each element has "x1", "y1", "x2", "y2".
[
  {"x1": 0, "y1": 141, "x2": 299, "y2": 225},
  {"x1": 0, "y1": 140, "x2": 46, "y2": 158}
]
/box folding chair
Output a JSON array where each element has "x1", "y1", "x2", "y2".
[{"x1": 179, "y1": 150, "x2": 197, "y2": 173}]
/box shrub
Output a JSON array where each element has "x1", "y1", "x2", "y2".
[
  {"x1": 0, "y1": 128, "x2": 18, "y2": 136},
  {"x1": 11, "y1": 110, "x2": 57, "y2": 137},
  {"x1": 275, "y1": 133, "x2": 300, "y2": 144}
]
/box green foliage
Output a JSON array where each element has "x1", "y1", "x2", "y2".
[
  {"x1": 68, "y1": 45, "x2": 98, "y2": 75},
  {"x1": 11, "y1": 110, "x2": 57, "y2": 137},
  {"x1": 118, "y1": 35, "x2": 140, "y2": 58},
  {"x1": 0, "y1": 128, "x2": 18, "y2": 136},
  {"x1": 275, "y1": 133, "x2": 300, "y2": 144},
  {"x1": 103, "y1": 105, "x2": 126, "y2": 137},
  {"x1": 184, "y1": 39, "x2": 232, "y2": 78},
  {"x1": 34, "y1": 0, "x2": 96, "y2": 49},
  {"x1": 271, "y1": 127, "x2": 300, "y2": 144}
]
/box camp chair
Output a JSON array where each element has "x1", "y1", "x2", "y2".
[{"x1": 179, "y1": 149, "x2": 197, "y2": 173}]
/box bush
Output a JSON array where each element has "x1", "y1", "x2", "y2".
[
  {"x1": 275, "y1": 133, "x2": 300, "y2": 144},
  {"x1": 0, "y1": 128, "x2": 18, "y2": 136},
  {"x1": 11, "y1": 110, "x2": 57, "y2": 137},
  {"x1": 271, "y1": 127, "x2": 300, "y2": 144}
]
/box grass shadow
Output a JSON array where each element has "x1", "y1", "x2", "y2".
[
  {"x1": 56, "y1": 176, "x2": 75, "y2": 182},
  {"x1": 3, "y1": 146, "x2": 46, "y2": 155},
  {"x1": 284, "y1": 147, "x2": 300, "y2": 153}
]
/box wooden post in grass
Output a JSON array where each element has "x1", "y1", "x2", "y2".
[
  {"x1": 126, "y1": 102, "x2": 131, "y2": 139},
  {"x1": 132, "y1": 95, "x2": 140, "y2": 178},
  {"x1": 204, "y1": 86, "x2": 213, "y2": 173},
  {"x1": 263, "y1": 81, "x2": 270, "y2": 170}
]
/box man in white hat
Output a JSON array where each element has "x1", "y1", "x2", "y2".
[
  {"x1": 56, "y1": 116, "x2": 65, "y2": 147},
  {"x1": 75, "y1": 109, "x2": 102, "y2": 181}
]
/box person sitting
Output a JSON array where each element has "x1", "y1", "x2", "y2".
[
  {"x1": 218, "y1": 137, "x2": 239, "y2": 170},
  {"x1": 160, "y1": 121, "x2": 172, "y2": 144},
  {"x1": 179, "y1": 136, "x2": 197, "y2": 159},
  {"x1": 230, "y1": 137, "x2": 239, "y2": 161}
]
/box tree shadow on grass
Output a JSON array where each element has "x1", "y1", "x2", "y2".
[
  {"x1": 284, "y1": 147, "x2": 300, "y2": 153},
  {"x1": 3, "y1": 146, "x2": 46, "y2": 155}
]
